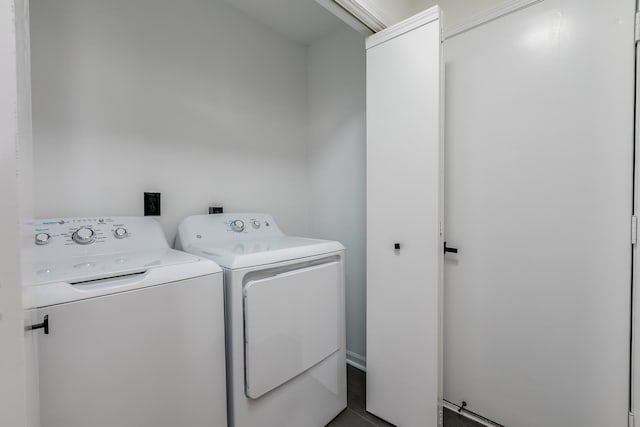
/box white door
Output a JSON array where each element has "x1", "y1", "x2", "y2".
[
  {"x1": 366, "y1": 7, "x2": 443, "y2": 427},
  {"x1": 0, "y1": 1, "x2": 28, "y2": 426},
  {"x1": 443, "y1": 1, "x2": 635, "y2": 426}
]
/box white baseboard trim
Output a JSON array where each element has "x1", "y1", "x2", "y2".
[
  {"x1": 346, "y1": 350, "x2": 366, "y2": 371},
  {"x1": 442, "y1": 400, "x2": 503, "y2": 427}
]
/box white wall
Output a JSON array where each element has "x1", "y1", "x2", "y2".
[
  {"x1": 308, "y1": 26, "x2": 367, "y2": 364},
  {"x1": 379, "y1": 0, "x2": 440, "y2": 22},
  {"x1": 0, "y1": 1, "x2": 27, "y2": 426},
  {"x1": 358, "y1": 0, "x2": 433, "y2": 26},
  {"x1": 30, "y1": 0, "x2": 311, "y2": 242},
  {"x1": 416, "y1": 0, "x2": 507, "y2": 28}
]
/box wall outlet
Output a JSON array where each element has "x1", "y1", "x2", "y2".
[
  {"x1": 209, "y1": 206, "x2": 223, "y2": 214},
  {"x1": 144, "y1": 192, "x2": 161, "y2": 216}
]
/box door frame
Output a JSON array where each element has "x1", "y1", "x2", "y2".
[
  {"x1": 0, "y1": 1, "x2": 28, "y2": 426},
  {"x1": 631, "y1": 1, "x2": 640, "y2": 424}
]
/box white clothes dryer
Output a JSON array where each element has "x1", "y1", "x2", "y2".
[
  {"x1": 23, "y1": 217, "x2": 227, "y2": 427},
  {"x1": 175, "y1": 213, "x2": 347, "y2": 427}
]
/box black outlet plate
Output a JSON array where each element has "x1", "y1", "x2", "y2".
[{"x1": 144, "y1": 192, "x2": 161, "y2": 216}]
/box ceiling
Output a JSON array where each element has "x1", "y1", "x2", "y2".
[{"x1": 221, "y1": 0, "x2": 345, "y2": 45}]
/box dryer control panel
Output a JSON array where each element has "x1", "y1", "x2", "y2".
[
  {"x1": 226, "y1": 216, "x2": 275, "y2": 234},
  {"x1": 176, "y1": 213, "x2": 284, "y2": 249}
]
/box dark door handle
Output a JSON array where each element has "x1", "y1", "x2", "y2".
[
  {"x1": 26, "y1": 315, "x2": 49, "y2": 335},
  {"x1": 444, "y1": 242, "x2": 458, "y2": 254}
]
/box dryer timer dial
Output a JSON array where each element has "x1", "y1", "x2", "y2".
[{"x1": 230, "y1": 220, "x2": 245, "y2": 232}]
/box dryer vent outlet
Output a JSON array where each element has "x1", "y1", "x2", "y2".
[{"x1": 144, "y1": 192, "x2": 161, "y2": 216}]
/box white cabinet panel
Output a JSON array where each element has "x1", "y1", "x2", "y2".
[
  {"x1": 33, "y1": 276, "x2": 227, "y2": 427},
  {"x1": 366, "y1": 7, "x2": 443, "y2": 427}
]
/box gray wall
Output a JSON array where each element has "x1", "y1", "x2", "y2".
[
  {"x1": 308, "y1": 26, "x2": 367, "y2": 365},
  {"x1": 30, "y1": 0, "x2": 311, "y2": 242},
  {"x1": 418, "y1": 0, "x2": 508, "y2": 28}
]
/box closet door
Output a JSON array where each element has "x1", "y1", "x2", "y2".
[
  {"x1": 443, "y1": 1, "x2": 635, "y2": 426},
  {"x1": 366, "y1": 7, "x2": 443, "y2": 427}
]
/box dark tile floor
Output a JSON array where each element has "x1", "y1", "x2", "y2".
[{"x1": 328, "y1": 365, "x2": 483, "y2": 427}]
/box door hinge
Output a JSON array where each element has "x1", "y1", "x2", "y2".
[
  {"x1": 630, "y1": 411, "x2": 635, "y2": 427},
  {"x1": 633, "y1": 215, "x2": 638, "y2": 245},
  {"x1": 635, "y1": 11, "x2": 640, "y2": 43}
]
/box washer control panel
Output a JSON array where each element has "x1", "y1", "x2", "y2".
[
  {"x1": 34, "y1": 218, "x2": 130, "y2": 247},
  {"x1": 32, "y1": 217, "x2": 167, "y2": 257}
]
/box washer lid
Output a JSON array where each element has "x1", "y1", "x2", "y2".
[
  {"x1": 24, "y1": 249, "x2": 222, "y2": 309},
  {"x1": 30, "y1": 248, "x2": 212, "y2": 287},
  {"x1": 185, "y1": 236, "x2": 344, "y2": 269}
]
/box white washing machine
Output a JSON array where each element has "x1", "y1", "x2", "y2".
[
  {"x1": 175, "y1": 213, "x2": 347, "y2": 427},
  {"x1": 23, "y1": 217, "x2": 227, "y2": 427}
]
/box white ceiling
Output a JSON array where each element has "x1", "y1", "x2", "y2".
[{"x1": 221, "y1": 0, "x2": 345, "y2": 45}]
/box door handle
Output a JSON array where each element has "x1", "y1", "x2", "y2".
[
  {"x1": 444, "y1": 242, "x2": 458, "y2": 254},
  {"x1": 26, "y1": 315, "x2": 49, "y2": 335}
]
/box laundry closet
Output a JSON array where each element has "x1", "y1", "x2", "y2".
[
  {"x1": 2, "y1": 0, "x2": 640, "y2": 426},
  {"x1": 23, "y1": 0, "x2": 370, "y2": 426}
]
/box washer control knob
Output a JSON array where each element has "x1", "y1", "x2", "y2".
[
  {"x1": 113, "y1": 227, "x2": 128, "y2": 239},
  {"x1": 72, "y1": 227, "x2": 95, "y2": 245},
  {"x1": 230, "y1": 220, "x2": 245, "y2": 232},
  {"x1": 35, "y1": 233, "x2": 51, "y2": 246},
  {"x1": 251, "y1": 220, "x2": 261, "y2": 229}
]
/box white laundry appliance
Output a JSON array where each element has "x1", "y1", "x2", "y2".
[
  {"x1": 175, "y1": 213, "x2": 346, "y2": 427},
  {"x1": 23, "y1": 216, "x2": 227, "y2": 427}
]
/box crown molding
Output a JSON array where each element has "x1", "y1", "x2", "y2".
[
  {"x1": 366, "y1": 5, "x2": 440, "y2": 50},
  {"x1": 444, "y1": 0, "x2": 544, "y2": 40},
  {"x1": 332, "y1": 0, "x2": 390, "y2": 32}
]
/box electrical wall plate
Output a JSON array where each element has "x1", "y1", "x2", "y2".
[{"x1": 144, "y1": 193, "x2": 161, "y2": 216}]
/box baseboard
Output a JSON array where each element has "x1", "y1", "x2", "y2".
[{"x1": 346, "y1": 350, "x2": 366, "y2": 371}]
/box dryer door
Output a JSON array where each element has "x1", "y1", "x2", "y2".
[{"x1": 243, "y1": 261, "x2": 342, "y2": 399}]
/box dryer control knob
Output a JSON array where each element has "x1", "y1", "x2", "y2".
[
  {"x1": 35, "y1": 233, "x2": 51, "y2": 246},
  {"x1": 72, "y1": 227, "x2": 95, "y2": 245},
  {"x1": 230, "y1": 220, "x2": 245, "y2": 232},
  {"x1": 251, "y1": 220, "x2": 261, "y2": 229},
  {"x1": 113, "y1": 227, "x2": 128, "y2": 239}
]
